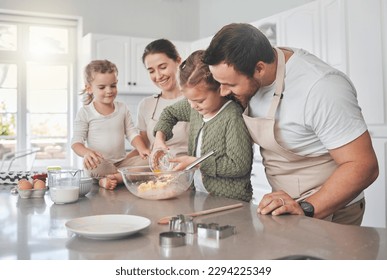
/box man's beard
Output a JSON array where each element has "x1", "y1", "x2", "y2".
[
  {"x1": 227, "y1": 78, "x2": 261, "y2": 109},
  {"x1": 225, "y1": 94, "x2": 244, "y2": 109}
]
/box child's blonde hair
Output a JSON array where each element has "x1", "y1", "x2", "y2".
[{"x1": 81, "y1": 59, "x2": 118, "y2": 105}]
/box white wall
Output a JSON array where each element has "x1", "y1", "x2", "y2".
[
  {"x1": 198, "y1": 0, "x2": 313, "y2": 38},
  {"x1": 0, "y1": 0, "x2": 199, "y2": 40},
  {"x1": 0, "y1": 0, "x2": 314, "y2": 41}
]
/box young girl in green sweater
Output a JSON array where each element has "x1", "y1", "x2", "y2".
[{"x1": 153, "y1": 50, "x2": 253, "y2": 202}]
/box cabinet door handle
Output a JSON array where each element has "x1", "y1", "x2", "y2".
[
  {"x1": 127, "y1": 82, "x2": 131, "y2": 85},
  {"x1": 133, "y1": 82, "x2": 136, "y2": 86}
]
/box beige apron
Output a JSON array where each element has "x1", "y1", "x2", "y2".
[
  {"x1": 242, "y1": 48, "x2": 337, "y2": 201},
  {"x1": 146, "y1": 94, "x2": 163, "y2": 147},
  {"x1": 243, "y1": 48, "x2": 365, "y2": 224}
]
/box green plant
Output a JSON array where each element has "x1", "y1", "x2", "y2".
[{"x1": 0, "y1": 101, "x2": 16, "y2": 136}]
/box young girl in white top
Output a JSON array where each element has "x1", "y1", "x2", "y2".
[{"x1": 71, "y1": 60, "x2": 150, "y2": 190}]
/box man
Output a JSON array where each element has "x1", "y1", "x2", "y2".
[{"x1": 203, "y1": 23, "x2": 379, "y2": 225}]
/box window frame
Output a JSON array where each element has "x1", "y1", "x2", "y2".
[{"x1": 0, "y1": 10, "x2": 82, "y2": 170}]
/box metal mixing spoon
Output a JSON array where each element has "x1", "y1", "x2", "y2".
[{"x1": 184, "y1": 150, "x2": 215, "y2": 171}]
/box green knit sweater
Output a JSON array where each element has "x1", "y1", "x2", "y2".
[{"x1": 154, "y1": 99, "x2": 253, "y2": 202}]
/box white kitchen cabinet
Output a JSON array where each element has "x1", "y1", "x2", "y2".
[
  {"x1": 344, "y1": 0, "x2": 385, "y2": 125},
  {"x1": 319, "y1": 0, "x2": 347, "y2": 72},
  {"x1": 130, "y1": 37, "x2": 160, "y2": 93},
  {"x1": 82, "y1": 33, "x2": 158, "y2": 94},
  {"x1": 253, "y1": 1, "x2": 342, "y2": 67},
  {"x1": 277, "y1": 0, "x2": 321, "y2": 57},
  {"x1": 251, "y1": 15, "x2": 279, "y2": 47}
]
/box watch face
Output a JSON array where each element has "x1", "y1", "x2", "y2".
[{"x1": 300, "y1": 201, "x2": 314, "y2": 217}]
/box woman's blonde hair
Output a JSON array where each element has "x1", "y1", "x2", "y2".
[{"x1": 81, "y1": 60, "x2": 118, "y2": 105}]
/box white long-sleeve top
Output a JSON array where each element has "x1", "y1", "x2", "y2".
[{"x1": 71, "y1": 101, "x2": 139, "y2": 163}]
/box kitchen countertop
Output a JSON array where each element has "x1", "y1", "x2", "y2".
[{"x1": 0, "y1": 184, "x2": 386, "y2": 260}]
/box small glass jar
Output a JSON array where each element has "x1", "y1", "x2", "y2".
[
  {"x1": 149, "y1": 149, "x2": 176, "y2": 172},
  {"x1": 48, "y1": 169, "x2": 80, "y2": 204}
]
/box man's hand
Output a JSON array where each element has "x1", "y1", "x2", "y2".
[{"x1": 257, "y1": 190, "x2": 304, "y2": 216}]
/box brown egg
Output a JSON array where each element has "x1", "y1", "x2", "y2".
[
  {"x1": 33, "y1": 179, "x2": 46, "y2": 189},
  {"x1": 18, "y1": 179, "x2": 33, "y2": 190}
]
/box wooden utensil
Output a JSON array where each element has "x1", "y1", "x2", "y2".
[{"x1": 157, "y1": 202, "x2": 244, "y2": 225}]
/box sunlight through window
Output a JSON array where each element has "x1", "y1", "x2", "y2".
[
  {"x1": 0, "y1": 24, "x2": 17, "y2": 51},
  {"x1": 0, "y1": 14, "x2": 77, "y2": 170},
  {"x1": 29, "y1": 26, "x2": 68, "y2": 55}
]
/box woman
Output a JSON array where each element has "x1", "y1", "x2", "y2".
[{"x1": 128, "y1": 39, "x2": 189, "y2": 165}]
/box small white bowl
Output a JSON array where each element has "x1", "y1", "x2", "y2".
[{"x1": 79, "y1": 177, "x2": 93, "y2": 196}]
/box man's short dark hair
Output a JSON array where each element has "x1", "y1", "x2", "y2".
[{"x1": 203, "y1": 23, "x2": 275, "y2": 77}]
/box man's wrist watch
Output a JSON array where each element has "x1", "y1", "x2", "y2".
[{"x1": 299, "y1": 201, "x2": 314, "y2": 217}]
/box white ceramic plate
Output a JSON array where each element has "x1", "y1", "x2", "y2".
[{"x1": 65, "y1": 214, "x2": 151, "y2": 240}]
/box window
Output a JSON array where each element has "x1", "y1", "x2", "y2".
[{"x1": 0, "y1": 12, "x2": 79, "y2": 170}]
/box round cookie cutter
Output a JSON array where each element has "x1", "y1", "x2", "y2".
[{"x1": 159, "y1": 231, "x2": 186, "y2": 247}]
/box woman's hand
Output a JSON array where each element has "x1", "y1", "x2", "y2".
[
  {"x1": 170, "y1": 156, "x2": 198, "y2": 171},
  {"x1": 138, "y1": 148, "x2": 150, "y2": 160},
  {"x1": 83, "y1": 150, "x2": 104, "y2": 170},
  {"x1": 257, "y1": 190, "x2": 304, "y2": 216}
]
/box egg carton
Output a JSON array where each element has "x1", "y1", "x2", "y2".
[{"x1": 16, "y1": 187, "x2": 47, "y2": 199}]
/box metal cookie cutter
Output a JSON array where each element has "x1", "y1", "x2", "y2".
[
  {"x1": 169, "y1": 214, "x2": 195, "y2": 234},
  {"x1": 197, "y1": 223, "x2": 236, "y2": 240},
  {"x1": 159, "y1": 231, "x2": 186, "y2": 247}
]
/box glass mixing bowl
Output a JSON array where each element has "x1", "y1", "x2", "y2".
[{"x1": 118, "y1": 166, "x2": 196, "y2": 200}]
